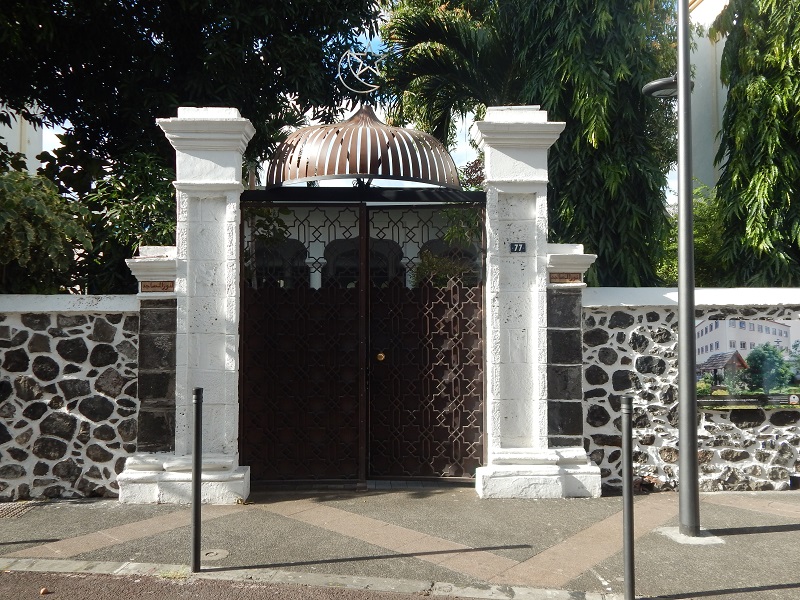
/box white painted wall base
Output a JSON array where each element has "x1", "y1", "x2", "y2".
[
  {"x1": 475, "y1": 448, "x2": 601, "y2": 498},
  {"x1": 117, "y1": 453, "x2": 250, "y2": 504}
]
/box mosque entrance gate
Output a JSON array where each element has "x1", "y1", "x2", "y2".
[{"x1": 239, "y1": 187, "x2": 485, "y2": 485}]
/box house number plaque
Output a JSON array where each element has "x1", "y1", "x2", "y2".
[{"x1": 509, "y1": 242, "x2": 526, "y2": 253}]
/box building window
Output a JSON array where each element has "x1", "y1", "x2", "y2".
[
  {"x1": 715, "y1": 321, "x2": 719, "y2": 329},
  {"x1": 715, "y1": 341, "x2": 719, "y2": 350},
  {"x1": 729, "y1": 320, "x2": 736, "y2": 328},
  {"x1": 758, "y1": 324, "x2": 763, "y2": 332},
  {"x1": 740, "y1": 341, "x2": 746, "y2": 349},
  {"x1": 729, "y1": 340, "x2": 736, "y2": 349},
  {"x1": 739, "y1": 322, "x2": 746, "y2": 329},
  {"x1": 750, "y1": 342, "x2": 756, "y2": 349},
  {"x1": 749, "y1": 323, "x2": 755, "y2": 331}
]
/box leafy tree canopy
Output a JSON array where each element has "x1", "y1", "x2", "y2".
[
  {"x1": 0, "y1": 1, "x2": 379, "y2": 292},
  {"x1": 744, "y1": 343, "x2": 792, "y2": 394},
  {"x1": 657, "y1": 184, "x2": 726, "y2": 287},
  {"x1": 0, "y1": 0, "x2": 380, "y2": 187},
  {"x1": 378, "y1": 0, "x2": 678, "y2": 286},
  {"x1": 0, "y1": 168, "x2": 91, "y2": 293},
  {"x1": 712, "y1": 0, "x2": 800, "y2": 286}
]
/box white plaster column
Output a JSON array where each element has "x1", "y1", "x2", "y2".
[
  {"x1": 117, "y1": 108, "x2": 253, "y2": 504},
  {"x1": 474, "y1": 106, "x2": 601, "y2": 498},
  {"x1": 158, "y1": 107, "x2": 254, "y2": 458}
]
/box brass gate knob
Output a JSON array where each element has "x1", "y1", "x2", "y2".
[{"x1": 376, "y1": 352, "x2": 385, "y2": 362}]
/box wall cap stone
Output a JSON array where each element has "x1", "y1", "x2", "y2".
[
  {"x1": 583, "y1": 287, "x2": 800, "y2": 308},
  {"x1": 0, "y1": 295, "x2": 138, "y2": 314}
]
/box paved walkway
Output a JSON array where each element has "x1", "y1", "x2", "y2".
[{"x1": 2, "y1": 487, "x2": 800, "y2": 599}]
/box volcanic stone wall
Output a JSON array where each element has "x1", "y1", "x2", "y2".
[
  {"x1": 0, "y1": 309, "x2": 139, "y2": 500},
  {"x1": 582, "y1": 304, "x2": 800, "y2": 493}
]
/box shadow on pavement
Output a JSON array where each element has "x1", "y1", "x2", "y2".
[
  {"x1": 649, "y1": 581, "x2": 800, "y2": 599},
  {"x1": 0, "y1": 539, "x2": 61, "y2": 546},
  {"x1": 706, "y1": 523, "x2": 800, "y2": 537},
  {"x1": 200, "y1": 543, "x2": 531, "y2": 573}
]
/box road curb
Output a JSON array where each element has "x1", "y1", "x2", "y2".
[{"x1": 0, "y1": 557, "x2": 621, "y2": 600}]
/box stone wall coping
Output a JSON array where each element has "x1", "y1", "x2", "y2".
[
  {"x1": 547, "y1": 253, "x2": 597, "y2": 273},
  {"x1": 0, "y1": 294, "x2": 138, "y2": 314},
  {"x1": 583, "y1": 287, "x2": 800, "y2": 308},
  {"x1": 126, "y1": 255, "x2": 177, "y2": 282}
]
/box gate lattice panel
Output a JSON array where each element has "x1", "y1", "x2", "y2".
[
  {"x1": 240, "y1": 206, "x2": 361, "y2": 480},
  {"x1": 240, "y1": 200, "x2": 484, "y2": 482},
  {"x1": 368, "y1": 208, "x2": 484, "y2": 478}
]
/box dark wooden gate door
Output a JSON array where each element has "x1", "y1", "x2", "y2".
[
  {"x1": 239, "y1": 205, "x2": 362, "y2": 481},
  {"x1": 367, "y1": 207, "x2": 485, "y2": 479},
  {"x1": 240, "y1": 197, "x2": 484, "y2": 483}
]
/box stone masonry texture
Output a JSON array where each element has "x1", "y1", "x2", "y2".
[
  {"x1": 583, "y1": 305, "x2": 800, "y2": 493},
  {"x1": 0, "y1": 311, "x2": 139, "y2": 500}
]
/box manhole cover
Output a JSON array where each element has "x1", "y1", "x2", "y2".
[
  {"x1": 202, "y1": 549, "x2": 229, "y2": 561},
  {"x1": 0, "y1": 501, "x2": 43, "y2": 518}
]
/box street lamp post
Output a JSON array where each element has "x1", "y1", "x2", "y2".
[{"x1": 643, "y1": 0, "x2": 700, "y2": 537}]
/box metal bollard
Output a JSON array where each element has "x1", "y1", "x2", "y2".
[
  {"x1": 191, "y1": 387, "x2": 203, "y2": 573},
  {"x1": 621, "y1": 394, "x2": 635, "y2": 600}
]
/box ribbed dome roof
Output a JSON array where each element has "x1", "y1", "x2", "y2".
[{"x1": 266, "y1": 106, "x2": 461, "y2": 189}]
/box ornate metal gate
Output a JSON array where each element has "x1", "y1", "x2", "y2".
[{"x1": 239, "y1": 190, "x2": 484, "y2": 483}]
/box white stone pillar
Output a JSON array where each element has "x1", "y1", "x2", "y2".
[
  {"x1": 117, "y1": 108, "x2": 253, "y2": 504},
  {"x1": 158, "y1": 107, "x2": 254, "y2": 458},
  {"x1": 474, "y1": 106, "x2": 601, "y2": 498}
]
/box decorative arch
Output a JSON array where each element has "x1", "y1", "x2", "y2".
[{"x1": 323, "y1": 238, "x2": 405, "y2": 288}]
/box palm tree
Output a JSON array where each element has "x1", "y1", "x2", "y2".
[{"x1": 380, "y1": 0, "x2": 678, "y2": 286}]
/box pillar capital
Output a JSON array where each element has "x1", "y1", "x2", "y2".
[{"x1": 158, "y1": 107, "x2": 255, "y2": 184}]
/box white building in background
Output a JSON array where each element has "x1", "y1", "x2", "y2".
[
  {"x1": 0, "y1": 109, "x2": 43, "y2": 173},
  {"x1": 696, "y1": 318, "x2": 791, "y2": 363},
  {"x1": 690, "y1": 0, "x2": 729, "y2": 191}
]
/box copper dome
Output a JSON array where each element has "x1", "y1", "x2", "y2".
[{"x1": 266, "y1": 106, "x2": 461, "y2": 189}]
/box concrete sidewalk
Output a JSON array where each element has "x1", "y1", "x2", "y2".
[{"x1": 1, "y1": 487, "x2": 800, "y2": 599}]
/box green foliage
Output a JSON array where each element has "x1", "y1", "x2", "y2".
[
  {"x1": 411, "y1": 250, "x2": 475, "y2": 287},
  {"x1": 696, "y1": 379, "x2": 712, "y2": 396},
  {"x1": 787, "y1": 340, "x2": 800, "y2": 377},
  {"x1": 711, "y1": 0, "x2": 800, "y2": 285},
  {"x1": 86, "y1": 153, "x2": 176, "y2": 250},
  {"x1": 440, "y1": 205, "x2": 483, "y2": 247},
  {"x1": 723, "y1": 370, "x2": 748, "y2": 395},
  {"x1": 744, "y1": 344, "x2": 792, "y2": 394},
  {"x1": 379, "y1": 0, "x2": 677, "y2": 286},
  {"x1": 0, "y1": 136, "x2": 28, "y2": 173},
  {"x1": 76, "y1": 153, "x2": 176, "y2": 294},
  {"x1": 0, "y1": 1, "x2": 380, "y2": 168},
  {"x1": 0, "y1": 170, "x2": 91, "y2": 293},
  {"x1": 656, "y1": 184, "x2": 727, "y2": 287},
  {"x1": 247, "y1": 207, "x2": 292, "y2": 246},
  {"x1": 0, "y1": 1, "x2": 380, "y2": 291}
]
